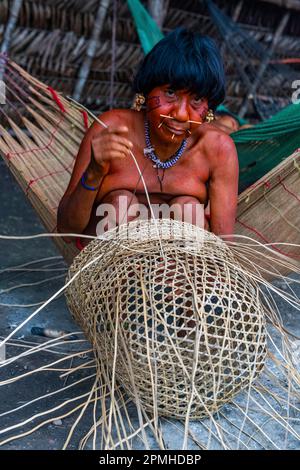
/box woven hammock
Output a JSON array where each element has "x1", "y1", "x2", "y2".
[
  {"x1": 233, "y1": 103, "x2": 300, "y2": 191},
  {"x1": 0, "y1": 56, "x2": 299, "y2": 274}
]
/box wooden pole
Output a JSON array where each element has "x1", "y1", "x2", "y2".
[
  {"x1": 73, "y1": 0, "x2": 111, "y2": 102},
  {"x1": 147, "y1": 0, "x2": 169, "y2": 28},
  {"x1": 0, "y1": 0, "x2": 23, "y2": 85},
  {"x1": 238, "y1": 12, "x2": 290, "y2": 118},
  {"x1": 259, "y1": 0, "x2": 300, "y2": 11},
  {"x1": 0, "y1": 0, "x2": 23, "y2": 54},
  {"x1": 109, "y1": 0, "x2": 117, "y2": 109}
]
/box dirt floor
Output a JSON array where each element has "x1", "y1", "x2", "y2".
[
  {"x1": 0, "y1": 158, "x2": 299, "y2": 450},
  {"x1": 0, "y1": 159, "x2": 95, "y2": 449}
]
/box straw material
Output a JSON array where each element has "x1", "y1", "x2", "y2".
[
  {"x1": 0, "y1": 56, "x2": 90, "y2": 262},
  {"x1": 66, "y1": 219, "x2": 267, "y2": 419},
  {"x1": 235, "y1": 152, "x2": 300, "y2": 277}
]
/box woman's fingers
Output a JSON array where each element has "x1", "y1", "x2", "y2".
[
  {"x1": 107, "y1": 125, "x2": 129, "y2": 134},
  {"x1": 91, "y1": 142, "x2": 130, "y2": 161},
  {"x1": 106, "y1": 126, "x2": 133, "y2": 148},
  {"x1": 90, "y1": 125, "x2": 134, "y2": 168},
  {"x1": 107, "y1": 134, "x2": 133, "y2": 149},
  {"x1": 92, "y1": 134, "x2": 133, "y2": 152},
  {"x1": 99, "y1": 150, "x2": 129, "y2": 160}
]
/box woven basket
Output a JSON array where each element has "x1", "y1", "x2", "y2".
[{"x1": 66, "y1": 219, "x2": 267, "y2": 419}]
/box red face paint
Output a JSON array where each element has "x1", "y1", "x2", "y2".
[
  {"x1": 146, "y1": 95, "x2": 161, "y2": 113},
  {"x1": 146, "y1": 85, "x2": 209, "y2": 145}
]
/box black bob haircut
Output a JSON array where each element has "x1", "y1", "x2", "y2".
[{"x1": 133, "y1": 28, "x2": 225, "y2": 110}]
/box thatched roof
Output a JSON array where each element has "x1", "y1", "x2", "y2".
[{"x1": 0, "y1": 0, "x2": 300, "y2": 117}]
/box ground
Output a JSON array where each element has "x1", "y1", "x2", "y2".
[
  {"x1": 0, "y1": 159, "x2": 91, "y2": 450},
  {"x1": 0, "y1": 158, "x2": 299, "y2": 450}
]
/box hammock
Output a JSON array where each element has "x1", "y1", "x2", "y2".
[
  {"x1": 126, "y1": 0, "x2": 164, "y2": 55},
  {"x1": 232, "y1": 103, "x2": 300, "y2": 191},
  {"x1": 0, "y1": 57, "x2": 299, "y2": 274}
]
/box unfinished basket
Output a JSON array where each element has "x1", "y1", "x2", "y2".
[{"x1": 66, "y1": 219, "x2": 267, "y2": 419}]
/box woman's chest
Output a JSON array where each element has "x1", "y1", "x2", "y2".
[{"x1": 99, "y1": 146, "x2": 210, "y2": 200}]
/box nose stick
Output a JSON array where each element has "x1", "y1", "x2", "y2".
[{"x1": 188, "y1": 119, "x2": 202, "y2": 125}]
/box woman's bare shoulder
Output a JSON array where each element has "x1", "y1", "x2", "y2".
[
  {"x1": 95, "y1": 108, "x2": 139, "y2": 127},
  {"x1": 84, "y1": 108, "x2": 138, "y2": 139},
  {"x1": 191, "y1": 124, "x2": 237, "y2": 170},
  {"x1": 192, "y1": 123, "x2": 234, "y2": 151}
]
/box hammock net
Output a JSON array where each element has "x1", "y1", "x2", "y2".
[{"x1": 233, "y1": 103, "x2": 300, "y2": 191}]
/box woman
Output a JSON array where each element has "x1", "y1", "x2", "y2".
[{"x1": 57, "y1": 28, "x2": 238, "y2": 248}]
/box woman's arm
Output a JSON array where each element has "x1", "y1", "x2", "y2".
[
  {"x1": 208, "y1": 134, "x2": 239, "y2": 239},
  {"x1": 57, "y1": 110, "x2": 133, "y2": 241},
  {"x1": 57, "y1": 123, "x2": 107, "y2": 240}
]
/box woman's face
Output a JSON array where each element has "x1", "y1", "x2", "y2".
[{"x1": 146, "y1": 84, "x2": 209, "y2": 143}]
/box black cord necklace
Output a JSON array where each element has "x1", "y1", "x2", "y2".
[
  {"x1": 144, "y1": 120, "x2": 188, "y2": 192},
  {"x1": 156, "y1": 167, "x2": 165, "y2": 192}
]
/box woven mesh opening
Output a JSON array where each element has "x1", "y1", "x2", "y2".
[{"x1": 66, "y1": 219, "x2": 267, "y2": 419}]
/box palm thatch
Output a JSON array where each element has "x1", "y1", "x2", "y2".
[{"x1": 0, "y1": 0, "x2": 299, "y2": 117}]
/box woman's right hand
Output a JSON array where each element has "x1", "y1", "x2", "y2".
[{"x1": 88, "y1": 126, "x2": 133, "y2": 175}]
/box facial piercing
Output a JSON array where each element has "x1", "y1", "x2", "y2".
[
  {"x1": 158, "y1": 114, "x2": 171, "y2": 129},
  {"x1": 187, "y1": 119, "x2": 202, "y2": 125},
  {"x1": 159, "y1": 114, "x2": 174, "y2": 120}
]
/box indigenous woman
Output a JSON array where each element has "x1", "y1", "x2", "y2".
[{"x1": 57, "y1": 28, "x2": 238, "y2": 248}]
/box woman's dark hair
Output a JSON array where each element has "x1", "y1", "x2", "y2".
[{"x1": 133, "y1": 28, "x2": 225, "y2": 110}]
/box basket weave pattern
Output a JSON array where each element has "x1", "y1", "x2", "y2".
[{"x1": 66, "y1": 220, "x2": 267, "y2": 419}]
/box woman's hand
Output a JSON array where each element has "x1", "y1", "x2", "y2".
[{"x1": 88, "y1": 126, "x2": 133, "y2": 175}]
